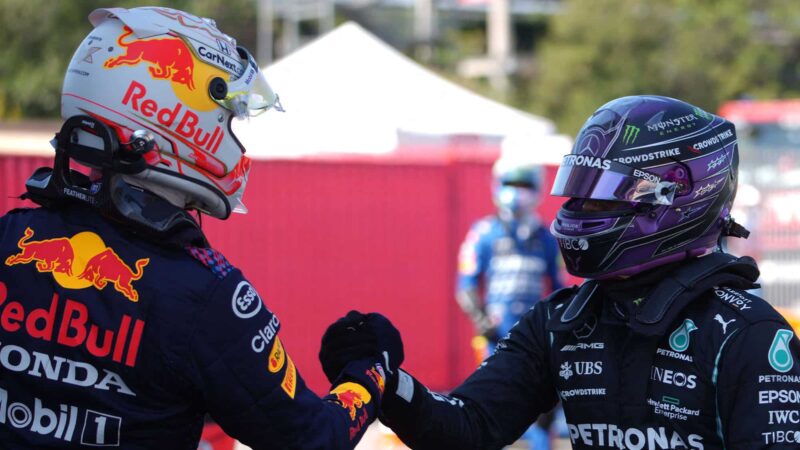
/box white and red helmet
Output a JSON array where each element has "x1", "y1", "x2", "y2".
[{"x1": 62, "y1": 7, "x2": 281, "y2": 219}]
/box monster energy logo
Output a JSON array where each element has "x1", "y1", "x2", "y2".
[
  {"x1": 769, "y1": 329, "x2": 795, "y2": 373},
  {"x1": 623, "y1": 125, "x2": 640, "y2": 145}
]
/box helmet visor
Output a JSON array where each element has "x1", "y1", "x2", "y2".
[
  {"x1": 214, "y1": 47, "x2": 284, "y2": 118},
  {"x1": 550, "y1": 155, "x2": 676, "y2": 205}
]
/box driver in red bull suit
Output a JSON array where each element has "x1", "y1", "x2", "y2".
[
  {"x1": 320, "y1": 96, "x2": 800, "y2": 449},
  {"x1": 0, "y1": 6, "x2": 402, "y2": 449}
]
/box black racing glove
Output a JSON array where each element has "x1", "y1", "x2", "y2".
[{"x1": 319, "y1": 310, "x2": 404, "y2": 384}]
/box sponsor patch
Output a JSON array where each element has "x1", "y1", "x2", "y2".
[
  {"x1": 280, "y1": 356, "x2": 297, "y2": 399},
  {"x1": 622, "y1": 125, "x2": 640, "y2": 145},
  {"x1": 646, "y1": 111, "x2": 699, "y2": 135},
  {"x1": 561, "y1": 342, "x2": 604, "y2": 352},
  {"x1": 707, "y1": 153, "x2": 728, "y2": 171},
  {"x1": 267, "y1": 336, "x2": 285, "y2": 373},
  {"x1": 760, "y1": 374, "x2": 800, "y2": 384},
  {"x1": 668, "y1": 319, "x2": 697, "y2": 353},
  {"x1": 0, "y1": 341, "x2": 135, "y2": 396},
  {"x1": 559, "y1": 388, "x2": 606, "y2": 400},
  {"x1": 0, "y1": 286, "x2": 144, "y2": 368},
  {"x1": 647, "y1": 397, "x2": 700, "y2": 421},
  {"x1": 763, "y1": 430, "x2": 800, "y2": 445},
  {"x1": 330, "y1": 382, "x2": 371, "y2": 421},
  {"x1": 656, "y1": 347, "x2": 693, "y2": 363},
  {"x1": 558, "y1": 238, "x2": 589, "y2": 251},
  {"x1": 614, "y1": 148, "x2": 680, "y2": 163},
  {"x1": 5, "y1": 228, "x2": 149, "y2": 302},
  {"x1": 769, "y1": 330, "x2": 795, "y2": 373},
  {"x1": 0, "y1": 387, "x2": 122, "y2": 446},
  {"x1": 365, "y1": 366, "x2": 386, "y2": 394},
  {"x1": 768, "y1": 410, "x2": 800, "y2": 425},
  {"x1": 251, "y1": 314, "x2": 280, "y2": 353},
  {"x1": 713, "y1": 314, "x2": 736, "y2": 334},
  {"x1": 651, "y1": 366, "x2": 697, "y2": 390},
  {"x1": 559, "y1": 362, "x2": 574, "y2": 380},
  {"x1": 713, "y1": 287, "x2": 752, "y2": 311},
  {"x1": 693, "y1": 178, "x2": 724, "y2": 198},
  {"x1": 562, "y1": 155, "x2": 612, "y2": 170},
  {"x1": 567, "y1": 423, "x2": 703, "y2": 449},
  {"x1": 232, "y1": 281, "x2": 262, "y2": 319}
]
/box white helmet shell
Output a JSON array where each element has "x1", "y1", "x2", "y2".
[{"x1": 62, "y1": 7, "x2": 281, "y2": 219}]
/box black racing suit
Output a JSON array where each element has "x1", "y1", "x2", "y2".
[
  {"x1": 0, "y1": 205, "x2": 385, "y2": 449},
  {"x1": 381, "y1": 253, "x2": 800, "y2": 449}
]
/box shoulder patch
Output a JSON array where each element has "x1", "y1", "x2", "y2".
[
  {"x1": 711, "y1": 286, "x2": 787, "y2": 325},
  {"x1": 186, "y1": 246, "x2": 233, "y2": 279}
]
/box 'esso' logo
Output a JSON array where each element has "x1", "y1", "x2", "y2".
[
  {"x1": 232, "y1": 281, "x2": 262, "y2": 319},
  {"x1": 559, "y1": 238, "x2": 589, "y2": 251}
]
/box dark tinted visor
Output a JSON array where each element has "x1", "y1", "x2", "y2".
[{"x1": 550, "y1": 155, "x2": 676, "y2": 205}]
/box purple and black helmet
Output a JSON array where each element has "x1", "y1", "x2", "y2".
[{"x1": 550, "y1": 95, "x2": 744, "y2": 279}]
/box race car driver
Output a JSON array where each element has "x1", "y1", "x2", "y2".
[
  {"x1": 0, "y1": 6, "x2": 401, "y2": 449},
  {"x1": 323, "y1": 95, "x2": 800, "y2": 449}
]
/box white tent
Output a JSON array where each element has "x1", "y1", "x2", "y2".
[{"x1": 236, "y1": 22, "x2": 569, "y2": 162}]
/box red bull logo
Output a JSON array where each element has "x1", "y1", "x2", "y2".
[
  {"x1": 5, "y1": 228, "x2": 75, "y2": 276},
  {"x1": 104, "y1": 24, "x2": 230, "y2": 114},
  {"x1": 5, "y1": 228, "x2": 148, "y2": 302},
  {"x1": 0, "y1": 281, "x2": 144, "y2": 367},
  {"x1": 366, "y1": 366, "x2": 386, "y2": 394},
  {"x1": 105, "y1": 26, "x2": 195, "y2": 90},
  {"x1": 330, "y1": 382, "x2": 371, "y2": 421},
  {"x1": 77, "y1": 248, "x2": 148, "y2": 302},
  {"x1": 122, "y1": 80, "x2": 224, "y2": 155}
]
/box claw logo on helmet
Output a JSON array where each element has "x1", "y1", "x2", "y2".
[{"x1": 551, "y1": 95, "x2": 743, "y2": 279}]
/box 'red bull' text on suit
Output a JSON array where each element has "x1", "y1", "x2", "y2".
[{"x1": 0, "y1": 204, "x2": 385, "y2": 449}]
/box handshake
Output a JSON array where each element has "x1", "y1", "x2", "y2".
[{"x1": 318, "y1": 310, "x2": 404, "y2": 394}]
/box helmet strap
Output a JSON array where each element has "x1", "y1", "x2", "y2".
[
  {"x1": 721, "y1": 216, "x2": 750, "y2": 239},
  {"x1": 22, "y1": 115, "x2": 205, "y2": 245}
]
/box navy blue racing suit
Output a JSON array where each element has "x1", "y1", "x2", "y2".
[
  {"x1": 381, "y1": 254, "x2": 800, "y2": 449},
  {"x1": 0, "y1": 205, "x2": 385, "y2": 449}
]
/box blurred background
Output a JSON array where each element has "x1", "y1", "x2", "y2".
[{"x1": 3, "y1": 0, "x2": 800, "y2": 448}]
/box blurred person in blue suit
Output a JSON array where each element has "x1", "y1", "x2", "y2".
[{"x1": 456, "y1": 156, "x2": 563, "y2": 449}]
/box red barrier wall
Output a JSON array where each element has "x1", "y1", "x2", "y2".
[{"x1": 0, "y1": 154, "x2": 564, "y2": 394}]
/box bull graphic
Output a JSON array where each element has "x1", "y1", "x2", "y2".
[
  {"x1": 104, "y1": 25, "x2": 195, "y2": 90},
  {"x1": 78, "y1": 248, "x2": 149, "y2": 302},
  {"x1": 5, "y1": 227, "x2": 75, "y2": 276},
  {"x1": 334, "y1": 390, "x2": 365, "y2": 421}
]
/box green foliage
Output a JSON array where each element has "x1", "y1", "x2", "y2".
[
  {"x1": 530, "y1": 0, "x2": 800, "y2": 134},
  {"x1": 4, "y1": 0, "x2": 800, "y2": 128},
  {"x1": 0, "y1": 0, "x2": 255, "y2": 119}
]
